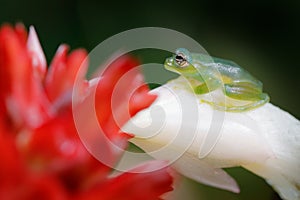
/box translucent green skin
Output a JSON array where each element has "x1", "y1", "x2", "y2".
[{"x1": 164, "y1": 48, "x2": 270, "y2": 112}]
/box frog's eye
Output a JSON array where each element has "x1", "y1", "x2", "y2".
[{"x1": 175, "y1": 53, "x2": 188, "y2": 67}]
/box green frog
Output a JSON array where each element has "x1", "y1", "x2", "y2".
[{"x1": 164, "y1": 48, "x2": 269, "y2": 112}]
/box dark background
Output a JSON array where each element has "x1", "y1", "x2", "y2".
[{"x1": 1, "y1": 0, "x2": 299, "y2": 199}]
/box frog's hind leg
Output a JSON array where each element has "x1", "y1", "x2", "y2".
[
  {"x1": 223, "y1": 83, "x2": 270, "y2": 112},
  {"x1": 224, "y1": 93, "x2": 269, "y2": 112}
]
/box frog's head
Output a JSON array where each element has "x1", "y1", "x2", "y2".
[{"x1": 164, "y1": 48, "x2": 197, "y2": 76}]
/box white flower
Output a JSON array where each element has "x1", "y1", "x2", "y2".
[{"x1": 123, "y1": 76, "x2": 300, "y2": 200}]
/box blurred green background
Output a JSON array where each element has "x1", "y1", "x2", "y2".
[{"x1": 1, "y1": 0, "x2": 299, "y2": 199}]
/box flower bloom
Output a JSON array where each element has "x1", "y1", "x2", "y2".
[
  {"x1": 124, "y1": 76, "x2": 300, "y2": 200},
  {"x1": 0, "y1": 24, "x2": 173, "y2": 200}
]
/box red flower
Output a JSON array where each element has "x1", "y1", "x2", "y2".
[{"x1": 0, "y1": 24, "x2": 173, "y2": 200}]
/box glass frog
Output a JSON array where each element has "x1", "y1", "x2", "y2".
[{"x1": 164, "y1": 48, "x2": 270, "y2": 112}]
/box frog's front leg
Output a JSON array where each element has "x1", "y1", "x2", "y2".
[
  {"x1": 193, "y1": 78, "x2": 220, "y2": 95},
  {"x1": 223, "y1": 83, "x2": 270, "y2": 111},
  {"x1": 194, "y1": 83, "x2": 210, "y2": 94}
]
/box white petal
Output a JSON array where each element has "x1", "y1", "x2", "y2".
[
  {"x1": 27, "y1": 26, "x2": 47, "y2": 76},
  {"x1": 173, "y1": 152, "x2": 239, "y2": 193},
  {"x1": 123, "y1": 76, "x2": 300, "y2": 199}
]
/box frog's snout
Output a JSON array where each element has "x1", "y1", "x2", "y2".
[
  {"x1": 164, "y1": 57, "x2": 173, "y2": 68},
  {"x1": 164, "y1": 57, "x2": 180, "y2": 74}
]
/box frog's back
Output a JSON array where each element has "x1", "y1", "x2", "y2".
[{"x1": 191, "y1": 53, "x2": 263, "y2": 88}]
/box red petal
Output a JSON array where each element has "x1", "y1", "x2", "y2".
[
  {"x1": 45, "y1": 45, "x2": 88, "y2": 105},
  {"x1": 75, "y1": 161, "x2": 173, "y2": 200},
  {"x1": 73, "y1": 55, "x2": 145, "y2": 165},
  {"x1": 21, "y1": 176, "x2": 68, "y2": 200},
  {"x1": 14, "y1": 23, "x2": 27, "y2": 45},
  {"x1": 0, "y1": 125, "x2": 24, "y2": 185},
  {"x1": 25, "y1": 107, "x2": 112, "y2": 192},
  {"x1": 129, "y1": 84, "x2": 157, "y2": 117},
  {"x1": 0, "y1": 24, "x2": 50, "y2": 128},
  {"x1": 0, "y1": 175, "x2": 69, "y2": 200},
  {"x1": 26, "y1": 108, "x2": 105, "y2": 169},
  {"x1": 73, "y1": 54, "x2": 158, "y2": 174},
  {"x1": 95, "y1": 55, "x2": 157, "y2": 140}
]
